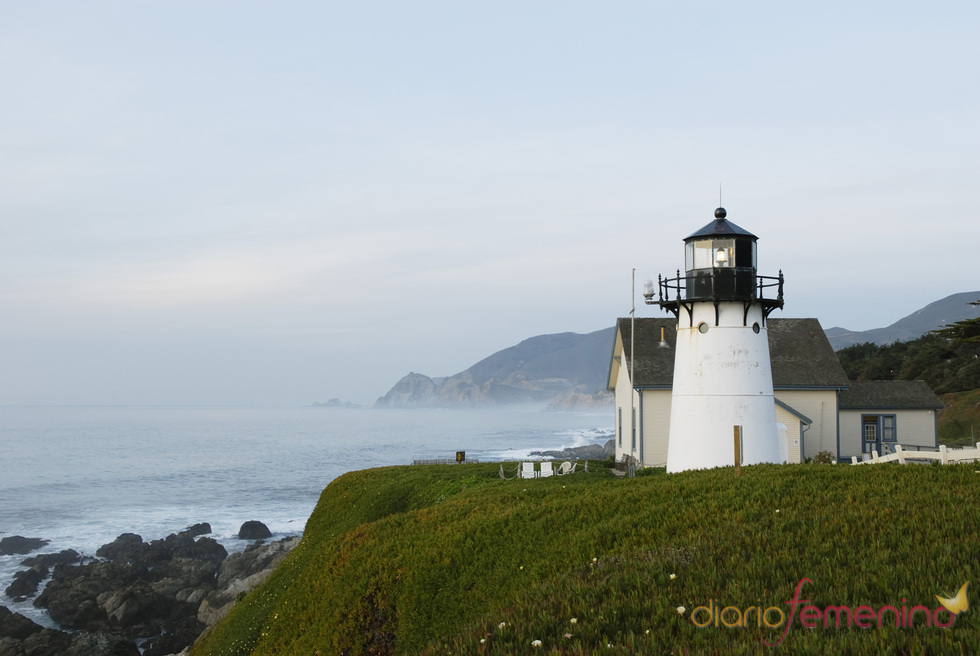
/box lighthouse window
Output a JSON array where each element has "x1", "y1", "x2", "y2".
[
  {"x1": 698, "y1": 322, "x2": 709, "y2": 334},
  {"x1": 735, "y1": 240, "x2": 756, "y2": 268},
  {"x1": 712, "y1": 239, "x2": 734, "y2": 268},
  {"x1": 752, "y1": 323, "x2": 761, "y2": 334}
]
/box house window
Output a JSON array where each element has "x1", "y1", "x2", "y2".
[
  {"x1": 863, "y1": 415, "x2": 898, "y2": 444},
  {"x1": 618, "y1": 407, "x2": 622, "y2": 447},
  {"x1": 882, "y1": 415, "x2": 897, "y2": 442}
]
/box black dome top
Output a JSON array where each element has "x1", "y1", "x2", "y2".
[{"x1": 684, "y1": 207, "x2": 758, "y2": 241}]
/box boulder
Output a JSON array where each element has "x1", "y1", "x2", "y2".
[
  {"x1": 0, "y1": 605, "x2": 43, "y2": 641},
  {"x1": 35, "y1": 560, "x2": 145, "y2": 630},
  {"x1": 0, "y1": 626, "x2": 73, "y2": 655},
  {"x1": 7, "y1": 525, "x2": 294, "y2": 655},
  {"x1": 97, "y1": 584, "x2": 156, "y2": 627},
  {"x1": 0, "y1": 536, "x2": 49, "y2": 556},
  {"x1": 96, "y1": 534, "x2": 148, "y2": 564},
  {"x1": 529, "y1": 443, "x2": 607, "y2": 460},
  {"x1": 0, "y1": 606, "x2": 138, "y2": 656},
  {"x1": 62, "y1": 631, "x2": 141, "y2": 656},
  {"x1": 199, "y1": 537, "x2": 299, "y2": 626},
  {"x1": 237, "y1": 521, "x2": 272, "y2": 540},
  {"x1": 30, "y1": 527, "x2": 230, "y2": 655},
  {"x1": 140, "y1": 615, "x2": 204, "y2": 656},
  {"x1": 4, "y1": 564, "x2": 48, "y2": 600},
  {"x1": 183, "y1": 523, "x2": 212, "y2": 538},
  {"x1": 21, "y1": 549, "x2": 80, "y2": 568}
]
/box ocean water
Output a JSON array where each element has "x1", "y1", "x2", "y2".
[{"x1": 0, "y1": 405, "x2": 612, "y2": 625}]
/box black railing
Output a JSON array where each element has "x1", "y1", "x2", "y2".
[{"x1": 645, "y1": 269, "x2": 784, "y2": 320}]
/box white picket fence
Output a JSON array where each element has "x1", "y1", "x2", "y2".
[{"x1": 851, "y1": 443, "x2": 980, "y2": 466}]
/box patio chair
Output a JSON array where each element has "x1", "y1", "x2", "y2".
[
  {"x1": 520, "y1": 462, "x2": 537, "y2": 479},
  {"x1": 557, "y1": 461, "x2": 576, "y2": 475},
  {"x1": 539, "y1": 461, "x2": 554, "y2": 478}
]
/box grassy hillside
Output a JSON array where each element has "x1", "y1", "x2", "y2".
[
  {"x1": 939, "y1": 389, "x2": 980, "y2": 445},
  {"x1": 193, "y1": 462, "x2": 980, "y2": 655}
]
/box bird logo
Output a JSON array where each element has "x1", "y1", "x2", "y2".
[{"x1": 935, "y1": 582, "x2": 970, "y2": 615}]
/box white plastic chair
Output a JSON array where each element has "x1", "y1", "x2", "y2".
[
  {"x1": 520, "y1": 462, "x2": 537, "y2": 479},
  {"x1": 539, "y1": 461, "x2": 554, "y2": 478}
]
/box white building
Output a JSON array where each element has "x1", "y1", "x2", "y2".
[
  {"x1": 648, "y1": 207, "x2": 784, "y2": 472},
  {"x1": 608, "y1": 207, "x2": 942, "y2": 468},
  {"x1": 608, "y1": 317, "x2": 942, "y2": 466}
]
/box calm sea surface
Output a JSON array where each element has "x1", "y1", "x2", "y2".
[{"x1": 0, "y1": 405, "x2": 611, "y2": 623}]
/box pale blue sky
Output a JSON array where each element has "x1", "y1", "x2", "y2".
[{"x1": 2, "y1": 1, "x2": 978, "y2": 405}]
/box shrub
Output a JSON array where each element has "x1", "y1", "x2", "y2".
[{"x1": 813, "y1": 450, "x2": 836, "y2": 464}]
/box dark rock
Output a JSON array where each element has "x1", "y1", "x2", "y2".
[
  {"x1": 180, "y1": 537, "x2": 227, "y2": 569},
  {"x1": 140, "y1": 615, "x2": 205, "y2": 656},
  {"x1": 21, "y1": 549, "x2": 80, "y2": 569},
  {"x1": 7, "y1": 524, "x2": 289, "y2": 656},
  {"x1": 0, "y1": 605, "x2": 44, "y2": 641},
  {"x1": 4, "y1": 565, "x2": 48, "y2": 600},
  {"x1": 529, "y1": 444, "x2": 607, "y2": 460},
  {"x1": 35, "y1": 560, "x2": 146, "y2": 630},
  {"x1": 0, "y1": 537, "x2": 49, "y2": 556},
  {"x1": 96, "y1": 534, "x2": 148, "y2": 564},
  {"x1": 183, "y1": 523, "x2": 212, "y2": 538},
  {"x1": 237, "y1": 521, "x2": 272, "y2": 540},
  {"x1": 527, "y1": 438, "x2": 616, "y2": 461},
  {"x1": 0, "y1": 607, "x2": 136, "y2": 656},
  {"x1": 63, "y1": 632, "x2": 140, "y2": 656},
  {"x1": 30, "y1": 527, "x2": 230, "y2": 655},
  {"x1": 0, "y1": 626, "x2": 74, "y2": 656},
  {"x1": 199, "y1": 536, "x2": 300, "y2": 626}
]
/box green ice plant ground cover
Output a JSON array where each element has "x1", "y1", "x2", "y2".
[{"x1": 192, "y1": 461, "x2": 980, "y2": 655}]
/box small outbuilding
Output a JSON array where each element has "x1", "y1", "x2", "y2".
[{"x1": 838, "y1": 380, "x2": 943, "y2": 457}]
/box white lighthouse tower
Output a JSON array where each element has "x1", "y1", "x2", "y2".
[{"x1": 645, "y1": 207, "x2": 785, "y2": 473}]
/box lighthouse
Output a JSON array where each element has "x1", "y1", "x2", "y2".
[{"x1": 644, "y1": 208, "x2": 784, "y2": 473}]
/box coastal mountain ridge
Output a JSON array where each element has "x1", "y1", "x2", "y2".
[
  {"x1": 374, "y1": 328, "x2": 616, "y2": 409},
  {"x1": 374, "y1": 291, "x2": 980, "y2": 408},
  {"x1": 824, "y1": 291, "x2": 980, "y2": 349}
]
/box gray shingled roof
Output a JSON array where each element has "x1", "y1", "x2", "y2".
[
  {"x1": 838, "y1": 380, "x2": 943, "y2": 410},
  {"x1": 613, "y1": 317, "x2": 849, "y2": 389}
]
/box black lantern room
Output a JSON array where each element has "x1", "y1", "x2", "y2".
[
  {"x1": 645, "y1": 207, "x2": 784, "y2": 324},
  {"x1": 683, "y1": 207, "x2": 757, "y2": 300}
]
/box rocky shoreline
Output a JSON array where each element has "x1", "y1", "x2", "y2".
[
  {"x1": 0, "y1": 523, "x2": 299, "y2": 656},
  {"x1": 528, "y1": 438, "x2": 616, "y2": 461}
]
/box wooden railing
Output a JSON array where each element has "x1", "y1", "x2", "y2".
[{"x1": 851, "y1": 443, "x2": 980, "y2": 466}]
